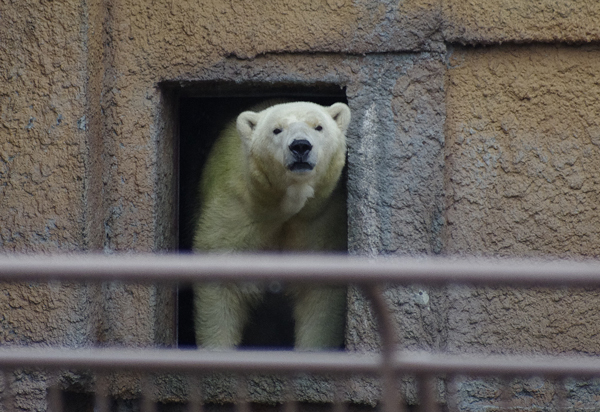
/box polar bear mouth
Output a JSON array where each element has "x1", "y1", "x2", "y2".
[{"x1": 288, "y1": 161, "x2": 315, "y2": 172}]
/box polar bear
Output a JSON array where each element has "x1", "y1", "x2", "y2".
[{"x1": 192, "y1": 100, "x2": 351, "y2": 349}]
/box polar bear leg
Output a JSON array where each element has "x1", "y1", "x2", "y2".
[
  {"x1": 291, "y1": 286, "x2": 346, "y2": 349},
  {"x1": 193, "y1": 283, "x2": 262, "y2": 348}
]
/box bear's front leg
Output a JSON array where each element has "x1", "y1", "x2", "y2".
[
  {"x1": 193, "y1": 283, "x2": 262, "y2": 348},
  {"x1": 292, "y1": 286, "x2": 346, "y2": 350}
]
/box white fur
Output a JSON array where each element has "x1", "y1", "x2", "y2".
[
  {"x1": 281, "y1": 183, "x2": 315, "y2": 217},
  {"x1": 193, "y1": 101, "x2": 351, "y2": 349}
]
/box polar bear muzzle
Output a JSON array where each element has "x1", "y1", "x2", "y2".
[{"x1": 288, "y1": 139, "x2": 315, "y2": 172}]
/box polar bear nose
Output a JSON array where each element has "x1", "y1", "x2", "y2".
[{"x1": 289, "y1": 139, "x2": 312, "y2": 159}]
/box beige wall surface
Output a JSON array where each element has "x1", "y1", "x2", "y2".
[
  {"x1": 2, "y1": 0, "x2": 600, "y2": 409},
  {"x1": 442, "y1": 44, "x2": 600, "y2": 410},
  {"x1": 444, "y1": 45, "x2": 600, "y2": 257},
  {"x1": 444, "y1": 0, "x2": 600, "y2": 44},
  {"x1": 1, "y1": 0, "x2": 89, "y2": 252},
  {"x1": 3, "y1": 1, "x2": 600, "y2": 254}
]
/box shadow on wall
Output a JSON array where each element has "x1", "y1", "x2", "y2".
[{"x1": 175, "y1": 82, "x2": 348, "y2": 349}]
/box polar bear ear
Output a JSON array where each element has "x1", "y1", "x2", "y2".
[
  {"x1": 236, "y1": 111, "x2": 259, "y2": 143},
  {"x1": 326, "y1": 103, "x2": 351, "y2": 134}
]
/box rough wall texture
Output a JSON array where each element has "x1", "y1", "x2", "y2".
[
  {"x1": 443, "y1": 44, "x2": 600, "y2": 411},
  {"x1": 2, "y1": 0, "x2": 600, "y2": 410},
  {"x1": 1, "y1": 2, "x2": 98, "y2": 410},
  {"x1": 444, "y1": 45, "x2": 600, "y2": 258},
  {"x1": 347, "y1": 53, "x2": 446, "y2": 257},
  {"x1": 0, "y1": 0, "x2": 87, "y2": 251},
  {"x1": 444, "y1": 44, "x2": 600, "y2": 356},
  {"x1": 444, "y1": 0, "x2": 600, "y2": 44}
]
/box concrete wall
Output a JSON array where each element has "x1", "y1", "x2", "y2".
[{"x1": 2, "y1": 0, "x2": 600, "y2": 410}]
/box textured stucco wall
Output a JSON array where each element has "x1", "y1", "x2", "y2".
[
  {"x1": 2, "y1": 0, "x2": 600, "y2": 410},
  {"x1": 444, "y1": 1, "x2": 600, "y2": 44},
  {"x1": 0, "y1": 1, "x2": 177, "y2": 409},
  {"x1": 93, "y1": 0, "x2": 447, "y2": 252},
  {"x1": 3, "y1": 0, "x2": 599, "y2": 252},
  {"x1": 445, "y1": 45, "x2": 600, "y2": 257},
  {"x1": 444, "y1": 44, "x2": 600, "y2": 356},
  {"x1": 1, "y1": 2, "x2": 98, "y2": 410},
  {"x1": 1, "y1": 0, "x2": 88, "y2": 251},
  {"x1": 159, "y1": 51, "x2": 446, "y2": 406},
  {"x1": 442, "y1": 44, "x2": 600, "y2": 411}
]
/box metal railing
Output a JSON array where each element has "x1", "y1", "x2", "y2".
[{"x1": 1, "y1": 254, "x2": 600, "y2": 412}]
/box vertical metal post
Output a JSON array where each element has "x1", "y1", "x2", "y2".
[
  {"x1": 235, "y1": 375, "x2": 250, "y2": 412},
  {"x1": 498, "y1": 377, "x2": 511, "y2": 412},
  {"x1": 332, "y1": 376, "x2": 348, "y2": 412},
  {"x1": 47, "y1": 373, "x2": 63, "y2": 412},
  {"x1": 94, "y1": 372, "x2": 111, "y2": 412},
  {"x1": 141, "y1": 375, "x2": 158, "y2": 412},
  {"x1": 554, "y1": 377, "x2": 568, "y2": 412},
  {"x1": 362, "y1": 285, "x2": 404, "y2": 412},
  {"x1": 416, "y1": 374, "x2": 438, "y2": 412},
  {"x1": 283, "y1": 376, "x2": 298, "y2": 412},
  {"x1": 186, "y1": 375, "x2": 203, "y2": 412},
  {"x1": 444, "y1": 375, "x2": 459, "y2": 412},
  {"x1": 1, "y1": 370, "x2": 14, "y2": 412}
]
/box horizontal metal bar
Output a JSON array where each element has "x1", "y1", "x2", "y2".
[
  {"x1": 0, "y1": 347, "x2": 380, "y2": 374},
  {"x1": 395, "y1": 351, "x2": 600, "y2": 377},
  {"x1": 0, "y1": 347, "x2": 599, "y2": 378},
  {"x1": 0, "y1": 254, "x2": 599, "y2": 286}
]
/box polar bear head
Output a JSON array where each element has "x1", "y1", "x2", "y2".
[{"x1": 236, "y1": 101, "x2": 351, "y2": 192}]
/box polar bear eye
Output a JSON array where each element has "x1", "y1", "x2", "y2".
[
  {"x1": 315, "y1": 125, "x2": 323, "y2": 131},
  {"x1": 273, "y1": 128, "x2": 282, "y2": 135}
]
